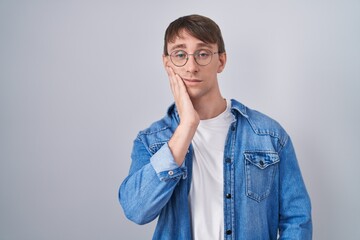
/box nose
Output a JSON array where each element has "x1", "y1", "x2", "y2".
[{"x1": 185, "y1": 55, "x2": 199, "y2": 73}]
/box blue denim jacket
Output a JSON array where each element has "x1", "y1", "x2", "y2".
[{"x1": 119, "y1": 99, "x2": 312, "y2": 240}]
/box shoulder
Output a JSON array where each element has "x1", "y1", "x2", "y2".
[
  {"x1": 231, "y1": 99, "x2": 289, "y2": 145},
  {"x1": 135, "y1": 103, "x2": 177, "y2": 145},
  {"x1": 138, "y1": 116, "x2": 172, "y2": 136}
]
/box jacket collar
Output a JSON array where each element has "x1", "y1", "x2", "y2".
[
  {"x1": 167, "y1": 98, "x2": 248, "y2": 120},
  {"x1": 230, "y1": 99, "x2": 249, "y2": 118},
  {"x1": 167, "y1": 103, "x2": 180, "y2": 123}
]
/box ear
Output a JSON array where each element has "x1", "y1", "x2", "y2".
[
  {"x1": 162, "y1": 54, "x2": 170, "y2": 69},
  {"x1": 217, "y1": 52, "x2": 227, "y2": 73}
]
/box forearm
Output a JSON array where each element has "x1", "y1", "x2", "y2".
[
  {"x1": 278, "y1": 137, "x2": 312, "y2": 239},
  {"x1": 119, "y1": 140, "x2": 187, "y2": 225},
  {"x1": 168, "y1": 122, "x2": 198, "y2": 166},
  {"x1": 119, "y1": 163, "x2": 181, "y2": 225}
]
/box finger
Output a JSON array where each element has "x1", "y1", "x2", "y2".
[
  {"x1": 165, "y1": 66, "x2": 173, "y2": 77},
  {"x1": 168, "y1": 67, "x2": 185, "y2": 95},
  {"x1": 167, "y1": 67, "x2": 178, "y2": 95},
  {"x1": 175, "y1": 73, "x2": 186, "y2": 92},
  {"x1": 166, "y1": 67, "x2": 190, "y2": 107},
  {"x1": 172, "y1": 74, "x2": 188, "y2": 99},
  {"x1": 167, "y1": 67, "x2": 184, "y2": 89}
]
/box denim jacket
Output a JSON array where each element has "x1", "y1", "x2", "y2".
[{"x1": 119, "y1": 99, "x2": 312, "y2": 240}]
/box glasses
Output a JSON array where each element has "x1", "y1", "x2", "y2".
[{"x1": 169, "y1": 49, "x2": 219, "y2": 67}]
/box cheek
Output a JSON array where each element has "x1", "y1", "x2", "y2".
[
  {"x1": 208, "y1": 63, "x2": 222, "y2": 74},
  {"x1": 174, "y1": 66, "x2": 187, "y2": 74}
]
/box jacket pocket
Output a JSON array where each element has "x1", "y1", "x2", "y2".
[{"x1": 244, "y1": 151, "x2": 279, "y2": 202}]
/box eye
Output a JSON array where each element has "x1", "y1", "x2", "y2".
[
  {"x1": 196, "y1": 49, "x2": 211, "y2": 59},
  {"x1": 172, "y1": 50, "x2": 187, "y2": 59}
]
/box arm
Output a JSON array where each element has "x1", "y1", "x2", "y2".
[
  {"x1": 278, "y1": 137, "x2": 312, "y2": 239},
  {"x1": 119, "y1": 67, "x2": 199, "y2": 224},
  {"x1": 119, "y1": 139, "x2": 185, "y2": 225}
]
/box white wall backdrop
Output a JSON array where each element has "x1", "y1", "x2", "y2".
[{"x1": 1, "y1": 0, "x2": 359, "y2": 239}]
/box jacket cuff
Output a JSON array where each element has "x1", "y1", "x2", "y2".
[{"x1": 150, "y1": 142, "x2": 187, "y2": 181}]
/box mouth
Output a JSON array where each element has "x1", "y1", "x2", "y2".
[{"x1": 182, "y1": 78, "x2": 202, "y2": 85}]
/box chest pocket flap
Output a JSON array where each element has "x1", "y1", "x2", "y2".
[{"x1": 244, "y1": 151, "x2": 279, "y2": 169}]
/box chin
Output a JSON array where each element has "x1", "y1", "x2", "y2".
[{"x1": 187, "y1": 90, "x2": 205, "y2": 101}]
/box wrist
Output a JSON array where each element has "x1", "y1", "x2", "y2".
[{"x1": 179, "y1": 118, "x2": 200, "y2": 130}]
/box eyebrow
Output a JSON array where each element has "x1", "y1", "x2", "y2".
[
  {"x1": 169, "y1": 44, "x2": 187, "y2": 52},
  {"x1": 169, "y1": 42, "x2": 213, "y2": 52}
]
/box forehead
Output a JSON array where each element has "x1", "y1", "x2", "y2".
[{"x1": 167, "y1": 30, "x2": 216, "y2": 51}]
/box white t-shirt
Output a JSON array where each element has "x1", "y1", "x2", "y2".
[{"x1": 189, "y1": 99, "x2": 234, "y2": 240}]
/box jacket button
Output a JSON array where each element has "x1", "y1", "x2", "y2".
[
  {"x1": 226, "y1": 193, "x2": 232, "y2": 199},
  {"x1": 259, "y1": 160, "x2": 265, "y2": 166},
  {"x1": 168, "y1": 170, "x2": 174, "y2": 176},
  {"x1": 225, "y1": 158, "x2": 231, "y2": 163},
  {"x1": 226, "y1": 230, "x2": 232, "y2": 235}
]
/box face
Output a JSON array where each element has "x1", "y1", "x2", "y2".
[{"x1": 163, "y1": 30, "x2": 226, "y2": 101}]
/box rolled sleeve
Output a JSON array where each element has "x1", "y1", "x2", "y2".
[{"x1": 150, "y1": 143, "x2": 187, "y2": 181}]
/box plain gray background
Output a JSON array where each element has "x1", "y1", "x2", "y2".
[{"x1": 1, "y1": 0, "x2": 359, "y2": 239}]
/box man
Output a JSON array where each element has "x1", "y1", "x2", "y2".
[{"x1": 119, "y1": 14, "x2": 312, "y2": 240}]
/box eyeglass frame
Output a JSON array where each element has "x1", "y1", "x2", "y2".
[{"x1": 168, "y1": 49, "x2": 220, "y2": 67}]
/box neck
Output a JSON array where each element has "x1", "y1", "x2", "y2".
[{"x1": 191, "y1": 95, "x2": 227, "y2": 120}]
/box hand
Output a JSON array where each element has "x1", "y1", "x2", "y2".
[
  {"x1": 165, "y1": 66, "x2": 199, "y2": 166},
  {"x1": 166, "y1": 66, "x2": 200, "y2": 127}
]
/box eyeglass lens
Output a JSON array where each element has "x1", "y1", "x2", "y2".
[{"x1": 170, "y1": 49, "x2": 215, "y2": 67}]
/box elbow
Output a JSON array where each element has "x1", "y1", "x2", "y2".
[
  {"x1": 123, "y1": 207, "x2": 153, "y2": 225},
  {"x1": 120, "y1": 201, "x2": 154, "y2": 225},
  {"x1": 118, "y1": 186, "x2": 154, "y2": 225}
]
